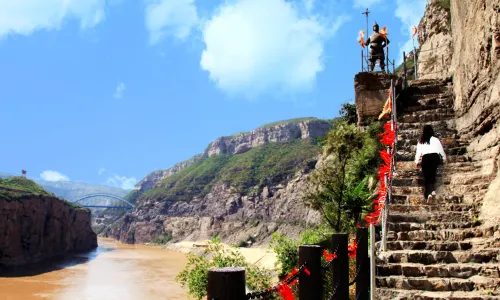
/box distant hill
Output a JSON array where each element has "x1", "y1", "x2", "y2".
[{"x1": 0, "y1": 172, "x2": 128, "y2": 201}]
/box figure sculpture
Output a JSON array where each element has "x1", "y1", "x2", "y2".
[{"x1": 366, "y1": 22, "x2": 390, "y2": 72}]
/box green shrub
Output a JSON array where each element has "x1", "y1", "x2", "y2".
[{"x1": 175, "y1": 241, "x2": 274, "y2": 300}]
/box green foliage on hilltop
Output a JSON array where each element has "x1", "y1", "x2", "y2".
[
  {"x1": 256, "y1": 117, "x2": 319, "y2": 129},
  {"x1": 0, "y1": 176, "x2": 49, "y2": 195},
  {"x1": 0, "y1": 176, "x2": 88, "y2": 212},
  {"x1": 140, "y1": 139, "x2": 321, "y2": 202}
]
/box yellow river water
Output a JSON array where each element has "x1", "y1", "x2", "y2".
[{"x1": 0, "y1": 238, "x2": 189, "y2": 300}]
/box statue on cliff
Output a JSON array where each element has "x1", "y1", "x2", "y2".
[{"x1": 366, "y1": 22, "x2": 390, "y2": 72}]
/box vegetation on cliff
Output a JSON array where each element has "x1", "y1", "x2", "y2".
[
  {"x1": 139, "y1": 138, "x2": 321, "y2": 203},
  {"x1": 0, "y1": 176, "x2": 88, "y2": 211}
]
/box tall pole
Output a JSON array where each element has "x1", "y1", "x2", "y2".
[{"x1": 362, "y1": 8, "x2": 370, "y2": 68}]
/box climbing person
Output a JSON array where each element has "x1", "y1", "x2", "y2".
[
  {"x1": 366, "y1": 21, "x2": 390, "y2": 72},
  {"x1": 415, "y1": 125, "x2": 446, "y2": 202}
]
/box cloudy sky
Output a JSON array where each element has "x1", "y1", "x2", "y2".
[{"x1": 0, "y1": 0, "x2": 427, "y2": 189}]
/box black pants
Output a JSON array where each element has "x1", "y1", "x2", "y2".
[{"x1": 421, "y1": 153, "x2": 441, "y2": 198}]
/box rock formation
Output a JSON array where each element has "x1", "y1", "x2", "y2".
[
  {"x1": 0, "y1": 186, "x2": 97, "y2": 268},
  {"x1": 133, "y1": 118, "x2": 331, "y2": 196},
  {"x1": 108, "y1": 118, "x2": 331, "y2": 245}
]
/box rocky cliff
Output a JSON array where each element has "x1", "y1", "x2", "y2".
[
  {"x1": 131, "y1": 118, "x2": 331, "y2": 199},
  {"x1": 107, "y1": 118, "x2": 332, "y2": 245},
  {"x1": 0, "y1": 178, "x2": 97, "y2": 268},
  {"x1": 417, "y1": 0, "x2": 500, "y2": 227}
]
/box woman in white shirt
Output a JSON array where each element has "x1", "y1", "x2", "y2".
[{"x1": 415, "y1": 125, "x2": 446, "y2": 201}]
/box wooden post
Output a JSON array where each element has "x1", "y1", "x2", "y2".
[
  {"x1": 369, "y1": 225, "x2": 376, "y2": 300},
  {"x1": 299, "y1": 245, "x2": 323, "y2": 300},
  {"x1": 392, "y1": 59, "x2": 395, "y2": 75},
  {"x1": 403, "y1": 51, "x2": 407, "y2": 89},
  {"x1": 207, "y1": 267, "x2": 246, "y2": 300},
  {"x1": 356, "y1": 227, "x2": 369, "y2": 300},
  {"x1": 331, "y1": 233, "x2": 349, "y2": 299}
]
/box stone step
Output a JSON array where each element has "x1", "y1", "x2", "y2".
[
  {"x1": 392, "y1": 194, "x2": 464, "y2": 205},
  {"x1": 377, "y1": 249, "x2": 500, "y2": 265},
  {"x1": 388, "y1": 212, "x2": 475, "y2": 224},
  {"x1": 394, "y1": 161, "x2": 477, "y2": 173},
  {"x1": 398, "y1": 108, "x2": 456, "y2": 122},
  {"x1": 396, "y1": 153, "x2": 470, "y2": 163},
  {"x1": 392, "y1": 183, "x2": 489, "y2": 198},
  {"x1": 390, "y1": 204, "x2": 477, "y2": 214},
  {"x1": 379, "y1": 240, "x2": 473, "y2": 251},
  {"x1": 376, "y1": 275, "x2": 500, "y2": 292},
  {"x1": 387, "y1": 229, "x2": 482, "y2": 242},
  {"x1": 377, "y1": 263, "x2": 500, "y2": 279},
  {"x1": 388, "y1": 221, "x2": 479, "y2": 232},
  {"x1": 376, "y1": 288, "x2": 500, "y2": 300}
]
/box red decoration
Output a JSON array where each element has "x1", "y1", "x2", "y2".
[
  {"x1": 277, "y1": 283, "x2": 294, "y2": 300},
  {"x1": 348, "y1": 241, "x2": 358, "y2": 258}
]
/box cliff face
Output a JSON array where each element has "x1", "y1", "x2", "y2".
[
  {"x1": 133, "y1": 118, "x2": 331, "y2": 194},
  {"x1": 0, "y1": 192, "x2": 97, "y2": 268},
  {"x1": 417, "y1": 0, "x2": 500, "y2": 227},
  {"x1": 108, "y1": 119, "x2": 331, "y2": 245}
]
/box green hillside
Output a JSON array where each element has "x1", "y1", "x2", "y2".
[
  {"x1": 0, "y1": 176, "x2": 87, "y2": 211},
  {"x1": 137, "y1": 138, "x2": 321, "y2": 203},
  {"x1": 0, "y1": 176, "x2": 49, "y2": 195}
]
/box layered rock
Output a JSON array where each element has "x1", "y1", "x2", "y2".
[
  {"x1": 416, "y1": 0, "x2": 500, "y2": 227},
  {"x1": 109, "y1": 118, "x2": 331, "y2": 245},
  {"x1": 133, "y1": 118, "x2": 331, "y2": 195},
  {"x1": 106, "y1": 171, "x2": 321, "y2": 246},
  {"x1": 0, "y1": 192, "x2": 97, "y2": 268}
]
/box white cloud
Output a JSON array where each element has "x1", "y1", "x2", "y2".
[
  {"x1": 40, "y1": 170, "x2": 70, "y2": 182},
  {"x1": 106, "y1": 174, "x2": 137, "y2": 190},
  {"x1": 199, "y1": 0, "x2": 349, "y2": 98},
  {"x1": 394, "y1": 0, "x2": 427, "y2": 63},
  {"x1": 98, "y1": 168, "x2": 106, "y2": 175},
  {"x1": 145, "y1": 0, "x2": 199, "y2": 44},
  {"x1": 353, "y1": 0, "x2": 382, "y2": 9},
  {"x1": 113, "y1": 82, "x2": 126, "y2": 99},
  {"x1": 0, "y1": 0, "x2": 110, "y2": 39}
]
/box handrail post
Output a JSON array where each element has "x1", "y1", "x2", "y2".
[
  {"x1": 361, "y1": 49, "x2": 364, "y2": 72},
  {"x1": 381, "y1": 172, "x2": 388, "y2": 252},
  {"x1": 403, "y1": 51, "x2": 407, "y2": 88},
  {"x1": 413, "y1": 46, "x2": 418, "y2": 79},
  {"x1": 299, "y1": 245, "x2": 323, "y2": 300},
  {"x1": 392, "y1": 59, "x2": 395, "y2": 75},
  {"x1": 356, "y1": 227, "x2": 369, "y2": 300},
  {"x1": 369, "y1": 224, "x2": 376, "y2": 300},
  {"x1": 331, "y1": 233, "x2": 349, "y2": 299},
  {"x1": 207, "y1": 267, "x2": 246, "y2": 300}
]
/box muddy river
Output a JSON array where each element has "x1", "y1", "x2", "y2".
[{"x1": 0, "y1": 238, "x2": 189, "y2": 300}]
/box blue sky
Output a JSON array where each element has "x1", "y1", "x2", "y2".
[{"x1": 0, "y1": 0, "x2": 426, "y2": 189}]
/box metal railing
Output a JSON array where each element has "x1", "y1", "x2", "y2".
[{"x1": 361, "y1": 50, "x2": 396, "y2": 74}]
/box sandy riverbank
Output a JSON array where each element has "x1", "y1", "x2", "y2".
[{"x1": 165, "y1": 240, "x2": 279, "y2": 270}]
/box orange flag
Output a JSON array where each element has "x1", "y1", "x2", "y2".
[
  {"x1": 379, "y1": 26, "x2": 387, "y2": 38},
  {"x1": 358, "y1": 30, "x2": 365, "y2": 48},
  {"x1": 378, "y1": 89, "x2": 393, "y2": 120},
  {"x1": 412, "y1": 26, "x2": 418, "y2": 39}
]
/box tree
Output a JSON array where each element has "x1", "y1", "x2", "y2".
[
  {"x1": 302, "y1": 119, "x2": 378, "y2": 232},
  {"x1": 339, "y1": 101, "x2": 358, "y2": 125}
]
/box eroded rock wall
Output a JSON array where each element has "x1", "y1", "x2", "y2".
[
  {"x1": 106, "y1": 171, "x2": 321, "y2": 246},
  {"x1": 0, "y1": 194, "x2": 97, "y2": 268},
  {"x1": 418, "y1": 0, "x2": 500, "y2": 226}
]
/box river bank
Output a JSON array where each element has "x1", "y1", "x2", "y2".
[{"x1": 165, "y1": 240, "x2": 278, "y2": 271}]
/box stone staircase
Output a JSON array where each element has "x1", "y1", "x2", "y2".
[{"x1": 375, "y1": 78, "x2": 500, "y2": 299}]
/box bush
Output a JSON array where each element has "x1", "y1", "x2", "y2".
[{"x1": 175, "y1": 241, "x2": 274, "y2": 300}]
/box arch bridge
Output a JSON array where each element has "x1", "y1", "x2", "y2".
[{"x1": 73, "y1": 193, "x2": 134, "y2": 209}]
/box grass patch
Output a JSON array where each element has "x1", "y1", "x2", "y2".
[
  {"x1": 0, "y1": 177, "x2": 88, "y2": 212},
  {"x1": 256, "y1": 117, "x2": 319, "y2": 130},
  {"x1": 0, "y1": 177, "x2": 49, "y2": 194},
  {"x1": 395, "y1": 55, "x2": 415, "y2": 74},
  {"x1": 140, "y1": 139, "x2": 321, "y2": 202}
]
